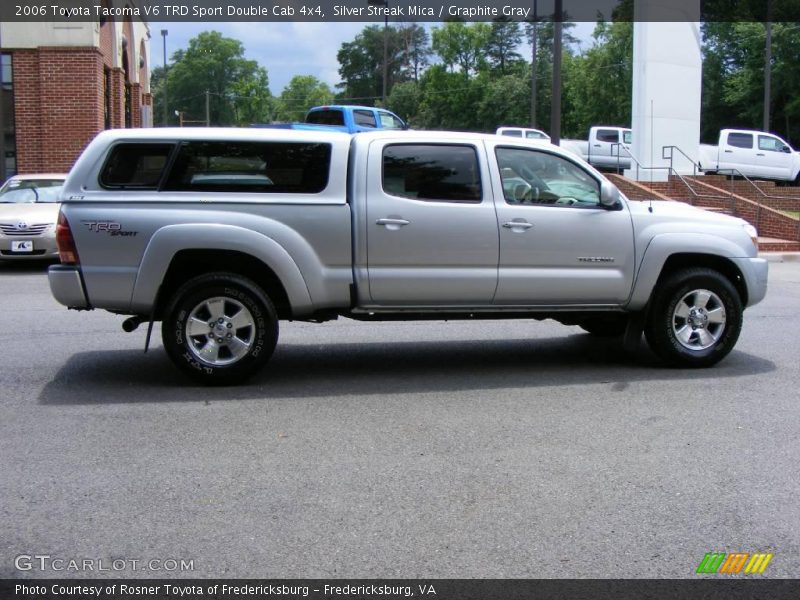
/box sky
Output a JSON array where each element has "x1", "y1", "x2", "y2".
[{"x1": 149, "y1": 21, "x2": 597, "y2": 95}]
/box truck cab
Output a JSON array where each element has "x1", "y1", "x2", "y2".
[
  {"x1": 305, "y1": 105, "x2": 407, "y2": 133},
  {"x1": 699, "y1": 129, "x2": 800, "y2": 182}
]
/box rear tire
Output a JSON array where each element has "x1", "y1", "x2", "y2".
[
  {"x1": 162, "y1": 273, "x2": 278, "y2": 385},
  {"x1": 644, "y1": 268, "x2": 742, "y2": 367}
]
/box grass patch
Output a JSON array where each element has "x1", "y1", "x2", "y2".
[{"x1": 780, "y1": 210, "x2": 800, "y2": 219}]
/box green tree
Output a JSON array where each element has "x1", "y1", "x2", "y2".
[
  {"x1": 274, "y1": 75, "x2": 334, "y2": 122},
  {"x1": 159, "y1": 31, "x2": 272, "y2": 126},
  {"x1": 487, "y1": 18, "x2": 523, "y2": 75},
  {"x1": 569, "y1": 21, "x2": 633, "y2": 134},
  {"x1": 337, "y1": 25, "x2": 406, "y2": 104},
  {"x1": 431, "y1": 22, "x2": 492, "y2": 78}
]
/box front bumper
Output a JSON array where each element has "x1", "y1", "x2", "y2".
[
  {"x1": 0, "y1": 234, "x2": 58, "y2": 260},
  {"x1": 48, "y1": 264, "x2": 90, "y2": 309},
  {"x1": 732, "y1": 257, "x2": 768, "y2": 307}
]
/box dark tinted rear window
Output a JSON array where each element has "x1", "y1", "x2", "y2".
[
  {"x1": 163, "y1": 141, "x2": 331, "y2": 194},
  {"x1": 100, "y1": 143, "x2": 173, "y2": 189},
  {"x1": 306, "y1": 109, "x2": 345, "y2": 126},
  {"x1": 383, "y1": 144, "x2": 482, "y2": 203},
  {"x1": 596, "y1": 129, "x2": 620, "y2": 143},
  {"x1": 354, "y1": 110, "x2": 377, "y2": 128},
  {"x1": 728, "y1": 132, "x2": 753, "y2": 149}
]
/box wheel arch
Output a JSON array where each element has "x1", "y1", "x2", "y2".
[
  {"x1": 628, "y1": 231, "x2": 753, "y2": 311},
  {"x1": 156, "y1": 250, "x2": 293, "y2": 320},
  {"x1": 130, "y1": 224, "x2": 313, "y2": 318}
]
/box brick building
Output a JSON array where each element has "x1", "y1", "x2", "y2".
[{"x1": 0, "y1": 9, "x2": 152, "y2": 179}]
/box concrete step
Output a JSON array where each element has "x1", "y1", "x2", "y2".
[{"x1": 758, "y1": 237, "x2": 800, "y2": 252}]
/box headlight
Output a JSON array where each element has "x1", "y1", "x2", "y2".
[{"x1": 743, "y1": 223, "x2": 758, "y2": 251}]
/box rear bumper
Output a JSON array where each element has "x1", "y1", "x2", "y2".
[{"x1": 48, "y1": 264, "x2": 90, "y2": 309}]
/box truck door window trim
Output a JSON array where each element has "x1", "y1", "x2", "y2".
[
  {"x1": 727, "y1": 132, "x2": 754, "y2": 149},
  {"x1": 495, "y1": 146, "x2": 602, "y2": 209},
  {"x1": 381, "y1": 143, "x2": 483, "y2": 204}
]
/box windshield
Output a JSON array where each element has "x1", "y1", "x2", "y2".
[{"x1": 0, "y1": 179, "x2": 64, "y2": 203}]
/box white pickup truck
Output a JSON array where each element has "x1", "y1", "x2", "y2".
[
  {"x1": 48, "y1": 128, "x2": 766, "y2": 384},
  {"x1": 698, "y1": 129, "x2": 800, "y2": 183},
  {"x1": 560, "y1": 126, "x2": 632, "y2": 170}
]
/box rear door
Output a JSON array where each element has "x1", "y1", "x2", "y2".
[
  {"x1": 365, "y1": 140, "x2": 499, "y2": 305},
  {"x1": 721, "y1": 132, "x2": 757, "y2": 176}
]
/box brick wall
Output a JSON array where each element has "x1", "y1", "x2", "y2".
[{"x1": 13, "y1": 47, "x2": 105, "y2": 174}]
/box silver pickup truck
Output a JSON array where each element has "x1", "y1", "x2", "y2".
[{"x1": 49, "y1": 128, "x2": 768, "y2": 384}]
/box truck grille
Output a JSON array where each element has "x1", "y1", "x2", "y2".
[{"x1": 0, "y1": 223, "x2": 50, "y2": 236}]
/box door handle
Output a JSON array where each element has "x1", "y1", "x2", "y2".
[
  {"x1": 502, "y1": 220, "x2": 534, "y2": 231},
  {"x1": 756, "y1": 153, "x2": 765, "y2": 156},
  {"x1": 724, "y1": 149, "x2": 733, "y2": 153},
  {"x1": 593, "y1": 144, "x2": 602, "y2": 147},
  {"x1": 376, "y1": 217, "x2": 410, "y2": 227}
]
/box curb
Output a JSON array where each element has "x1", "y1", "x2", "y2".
[{"x1": 759, "y1": 252, "x2": 800, "y2": 263}]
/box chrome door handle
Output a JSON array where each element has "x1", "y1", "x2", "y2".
[
  {"x1": 502, "y1": 221, "x2": 534, "y2": 230},
  {"x1": 376, "y1": 218, "x2": 410, "y2": 227}
]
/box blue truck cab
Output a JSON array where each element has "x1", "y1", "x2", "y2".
[
  {"x1": 305, "y1": 105, "x2": 407, "y2": 132},
  {"x1": 255, "y1": 105, "x2": 407, "y2": 134}
]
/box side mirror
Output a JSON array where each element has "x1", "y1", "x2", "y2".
[
  {"x1": 599, "y1": 181, "x2": 621, "y2": 208},
  {"x1": 783, "y1": 146, "x2": 792, "y2": 154}
]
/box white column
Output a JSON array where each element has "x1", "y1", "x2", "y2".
[{"x1": 626, "y1": 2, "x2": 702, "y2": 181}]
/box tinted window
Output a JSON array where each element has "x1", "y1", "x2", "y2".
[
  {"x1": 496, "y1": 147, "x2": 600, "y2": 207},
  {"x1": 383, "y1": 144, "x2": 482, "y2": 203},
  {"x1": 526, "y1": 131, "x2": 548, "y2": 140},
  {"x1": 596, "y1": 129, "x2": 620, "y2": 143},
  {"x1": 354, "y1": 110, "x2": 377, "y2": 128},
  {"x1": 728, "y1": 132, "x2": 753, "y2": 149},
  {"x1": 306, "y1": 109, "x2": 345, "y2": 126},
  {"x1": 622, "y1": 130, "x2": 632, "y2": 144},
  {"x1": 501, "y1": 130, "x2": 523, "y2": 137},
  {"x1": 100, "y1": 143, "x2": 173, "y2": 189},
  {"x1": 163, "y1": 141, "x2": 331, "y2": 194},
  {"x1": 758, "y1": 135, "x2": 785, "y2": 152}
]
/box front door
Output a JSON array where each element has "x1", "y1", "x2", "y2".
[
  {"x1": 365, "y1": 141, "x2": 499, "y2": 306},
  {"x1": 489, "y1": 144, "x2": 636, "y2": 306}
]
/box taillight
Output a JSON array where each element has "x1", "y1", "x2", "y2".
[{"x1": 56, "y1": 211, "x2": 80, "y2": 265}]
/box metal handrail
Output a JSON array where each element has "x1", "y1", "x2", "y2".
[{"x1": 662, "y1": 145, "x2": 698, "y2": 176}]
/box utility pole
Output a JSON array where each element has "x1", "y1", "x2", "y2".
[
  {"x1": 205, "y1": 90, "x2": 210, "y2": 126},
  {"x1": 530, "y1": 0, "x2": 538, "y2": 128},
  {"x1": 763, "y1": 0, "x2": 773, "y2": 132},
  {"x1": 550, "y1": 0, "x2": 563, "y2": 145},
  {"x1": 160, "y1": 29, "x2": 168, "y2": 127}
]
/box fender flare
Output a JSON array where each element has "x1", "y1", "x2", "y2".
[
  {"x1": 627, "y1": 233, "x2": 748, "y2": 311},
  {"x1": 129, "y1": 223, "x2": 313, "y2": 315}
]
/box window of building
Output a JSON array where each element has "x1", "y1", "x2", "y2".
[
  {"x1": 496, "y1": 147, "x2": 600, "y2": 207},
  {"x1": 382, "y1": 144, "x2": 482, "y2": 202},
  {"x1": 1, "y1": 53, "x2": 17, "y2": 179},
  {"x1": 727, "y1": 132, "x2": 753, "y2": 149},
  {"x1": 100, "y1": 143, "x2": 174, "y2": 189},
  {"x1": 162, "y1": 141, "x2": 331, "y2": 193}
]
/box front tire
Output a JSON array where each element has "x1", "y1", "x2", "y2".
[
  {"x1": 162, "y1": 273, "x2": 278, "y2": 384},
  {"x1": 645, "y1": 268, "x2": 742, "y2": 367}
]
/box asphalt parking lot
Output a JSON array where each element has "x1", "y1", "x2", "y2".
[{"x1": 1, "y1": 260, "x2": 798, "y2": 579}]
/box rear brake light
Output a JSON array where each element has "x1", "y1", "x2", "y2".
[{"x1": 56, "y1": 211, "x2": 80, "y2": 265}]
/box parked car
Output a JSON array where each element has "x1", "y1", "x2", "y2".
[
  {"x1": 496, "y1": 126, "x2": 551, "y2": 142},
  {"x1": 49, "y1": 128, "x2": 766, "y2": 383},
  {"x1": 560, "y1": 126, "x2": 633, "y2": 170},
  {"x1": 698, "y1": 129, "x2": 800, "y2": 183},
  {"x1": 256, "y1": 105, "x2": 408, "y2": 134},
  {"x1": 0, "y1": 173, "x2": 66, "y2": 261}
]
